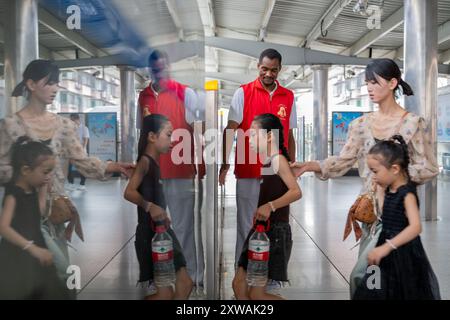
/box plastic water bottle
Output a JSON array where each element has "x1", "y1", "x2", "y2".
[
  {"x1": 152, "y1": 220, "x2": 176, "y2": 287},
  {"x1": 246, "y1": 223, "x2": 270, "y2": 287}
]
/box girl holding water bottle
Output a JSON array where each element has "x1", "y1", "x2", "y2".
[
  {"x1": 232, "y1": 113, "x2": 302, "y2": 300},
  {"x1": 124, "y1": 114, "x2": 193, "y2": 300}
]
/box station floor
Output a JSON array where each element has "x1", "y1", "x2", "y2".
[{"x1": 12, "y1": 173, "x2": 448, "y2": 300}]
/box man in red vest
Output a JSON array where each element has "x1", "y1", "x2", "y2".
[
  {"x1": 137, "y1": 50, "x2": 204, "y2": 289},
  {"x1": 219, "y1": 48, "x2": 297, "y2": 267}
]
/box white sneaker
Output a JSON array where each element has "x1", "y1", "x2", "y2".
[{"x1": 77, "y1": 185, "x2": 86, "y2": 191}]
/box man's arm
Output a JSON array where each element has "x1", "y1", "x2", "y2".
[
  {"x1": 288, "y1": 99, "x2": 298, "y2": 162},
  {"x1": 219, "y1": 88, "x2": 244, "y2": 185},
  {"x1": 288, "y1": 129, "x2": 296, "y2": 162},
  {"x1": 184, "y1": 88, "x2": 198, "y2": 128},
  {"x1": 222, "y1": 121, "x2": 239, "y2": 165}
]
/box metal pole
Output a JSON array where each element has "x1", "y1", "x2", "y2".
[
  {"x1": 403, "y1": 0, "x2": 438, "y2": 221},
  {"x1": 312, "y1": 65, "x2": 329, "y2": 160},
  {"x1": 4, "y1": 0, "x2": 39, "y2": 116},
  {"x1": 205, "y1": 80, "x2": 219, "y2": 299},
  {"x1": 119, "y1": 66, "x2": 137, "y2": 163}
]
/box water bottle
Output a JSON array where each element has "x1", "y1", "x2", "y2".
[
  {"x1": 246, "y1": 222, "x2": 270, "y2": 287},
  {"x1": 152, "y1": 220, "x2": 176, "y2": 287}
]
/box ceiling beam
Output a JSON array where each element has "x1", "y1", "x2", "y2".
[
  {"x1": 438, "y1": 20, "x2": 450, "y2": 46},
  {"x1": 197, "y1": 0, "x2": 219, "y2": 84},
  {"x1": 165, "y1": 0, "x2": 185, "y2": 41},
  {"x1": 206, "y1": 36, "x2": 374, "y2": 65},
  {"x1": 258, "y1": 0, "x2": 277, "y2": 41},
  {"x1": 38, "y1": 7, "x2": 106, "y2": 58},
  {"x1": 206, "y1": 36, "x2": 450, "y2": 75},
  {"x1": 205, "y1": 72, "x2": 255, "y2": 84},
  {"x1": 154, "y1": 41, "x2": 204, "y2": 62},
  {"x1": 384, "y1": 19, "x2": 450, "y2": 61},
  {"x1": 302, "y1": 0, "x2": 353, "y2": 48},
  {"x1": 344, "y1": 7, "x2": 404, "y2": 56},
  {"x1": 196, "y1": 0, "x2": 216, "y2": 37},
  {"x1": 440, "y1": 49, "x2": 450, "y2": 64}
]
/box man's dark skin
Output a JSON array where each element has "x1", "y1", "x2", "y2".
[{"x1": 219, "y1": 56, "x2": 296, "y2": 185}]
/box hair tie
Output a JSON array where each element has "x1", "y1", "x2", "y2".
[{"x1": 389, "y1": 138, "x2": 402, "y2": 145}]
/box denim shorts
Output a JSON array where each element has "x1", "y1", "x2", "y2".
[
  {"x1": 134, "y1": 222, "x2": 187, "y2": 284},
  {"x1": 238, "y1": 221, "x2": 293, "y2": 282}
]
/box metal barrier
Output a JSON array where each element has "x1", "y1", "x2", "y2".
[{"x1": 204, "y1": 80, "x2": 220, "y2": 299}]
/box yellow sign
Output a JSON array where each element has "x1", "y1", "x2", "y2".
[{"x1": 204, "y1": 80, "x2": 219, "y2": 91}]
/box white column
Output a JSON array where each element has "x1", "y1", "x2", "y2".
[
  {"x1": 403, "y1": 0, "x2": 438, "y2": 221},
  {"x1": 312, "y1": 65, "x2": 329, "y2": 160},
  {"x1": 119, "y1": 67, "x2": 137, "y2": 163},
  {"x1": 4, "y1": 0, "x2": 39, "y2": 116}
]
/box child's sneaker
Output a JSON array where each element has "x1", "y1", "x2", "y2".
[
  {"x1": 265, "y1": 279, "x2": 282, "y2": 296},
  {"x1": 144, "y1": 282, "x2": 157, "y2": 296}
]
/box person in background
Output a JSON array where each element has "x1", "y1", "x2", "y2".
[{"x1": 67, "y1": 114, "x2": 90, "y2": 191}]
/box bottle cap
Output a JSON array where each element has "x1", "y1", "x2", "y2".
[
  {"x1": 154, "y1": 220, "x2": 166, "y2": 233},
  {"x1": 256, "y1": 224, "x2": 265, "y2": 233}
]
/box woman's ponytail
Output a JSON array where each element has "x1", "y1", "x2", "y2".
[{"x1": 399, "y1": 78, "x2": 414, "y2": 96}]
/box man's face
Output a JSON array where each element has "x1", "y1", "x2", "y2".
[
  {"x1": 150, "y1": 58, "x2": 169, "y2": 82},
  {"x1": 257, "y1": 57, "x2": 281, "y2": 87}
]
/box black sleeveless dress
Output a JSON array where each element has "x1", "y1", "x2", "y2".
[
  {"x1": 0, "y1": 184, "x2": 69, "y2": 299},
  {"x1": 134, "y1": 154, "x2": 186, "y2": 284},
  {"x1": 238, "y1": 155, "x2": 293, "y2": 282},
  {"x1": 354, "y1": 183, "x2": 441, "y2": 299}
]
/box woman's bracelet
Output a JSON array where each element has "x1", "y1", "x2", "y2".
[
  {"x1": 268, "y1": 201, "x2": 276, "y2": 212},
  {"x1": 23, "y1": 240, "x2": 34, "y2": 251},
  {"x1": 386, "y1": 239, "x2": 397, "y2": 250}
]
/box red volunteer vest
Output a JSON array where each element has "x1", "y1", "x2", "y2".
[
  {"x1": 138, "y1": 80, "x2": 196, "y2": 179},
  {"x1": 234, "y1": 79, "x2": 294, "y2": 179}
]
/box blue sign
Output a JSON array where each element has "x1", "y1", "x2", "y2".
[
  {"x1": 332, "y1": 112, "x2": 365, "y2": 155},
  {"x1": 86, "y1": 113, "x2": 117, "y2": 161}
]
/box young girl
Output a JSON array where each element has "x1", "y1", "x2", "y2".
[
  {"x1": 0, "y1": 137, "x2": 69, "y2": 299},
  {"x1": 354, "y1": 135, "x2": 441, "y2": 300},
  {"x1": 232, "y1": 113, "x2": 302, "y2": 300},
  {"x1": 124, "y1": 114, "x2": 193, "y2": 300}
]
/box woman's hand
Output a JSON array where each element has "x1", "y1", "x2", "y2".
[
  {"x1": 219, "y1": 164, "x2": 230, "y2": 186},
  {"x1": 106, "y1": 162, "x2": 136, "y2": 178},
  {"x1": 147, "y1": 203, "x2": 169, "y2": 223},
  {"x1": 367, "y1": 244, "x2": 392, "y2": 265},
  {"x1": 289, "y1": 161, "x2": 321, "y2": 177},
  {"x1": 29, "y1": 245, "x2": 54, "y2": 267},
  {"x1": 255, "y1": 203, "x2": 272, "y2": 222}
]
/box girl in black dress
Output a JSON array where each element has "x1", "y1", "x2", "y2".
[
  {"x1": 124, "y1": 114, "x2": 192, "y2": 300},
  {"x1": 354, "y1": 135, "x2": 440, "y2": 299},
  {"x1": 0, "y1": 137, "x2": 69, "y2": 299},
  {"x1": 232, "y1": 113, "x2": 302, "y2": 300}
]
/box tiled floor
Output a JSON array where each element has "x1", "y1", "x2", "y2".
[{"x1": 3, "y1": 173, "x2": 446, "y2": 300}]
